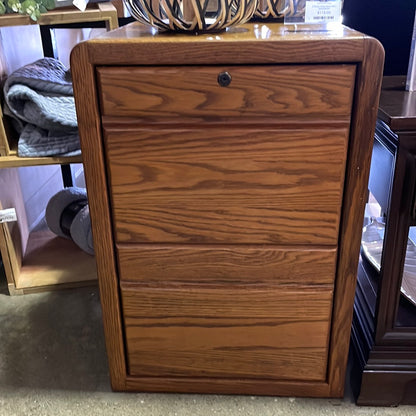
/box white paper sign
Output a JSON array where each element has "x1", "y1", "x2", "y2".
[
  {"x1": 0, "y1": 208, "x2": 17, "y2": 224},
  {"x1": 72, "y1": 0, "x2": 89, "y2": 12},
  {"x1": 305, "y1": 1, "x2": 342, "y2": 24}
]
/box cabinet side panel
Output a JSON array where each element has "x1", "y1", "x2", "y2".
[
  {"x1": 327, "y1": 38, "x2": 385, "y2": 396},
  {"x1": 70, "y1": 43, "x2": 127, "y2": 390}
]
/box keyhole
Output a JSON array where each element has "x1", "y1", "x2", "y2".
[{"x1": 218, "y1": 72, "x2": 232, "y2": 87}]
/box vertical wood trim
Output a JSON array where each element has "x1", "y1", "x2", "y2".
[
  {"x1": 111, "y1": 0, "x2": 125, "y2": 18},
  {"x1": 98, "y1": 2, "x2": 120, "y2": 31},
  {"x1": 327, "y1": 36, "x2": 385, "y2": 397},
  {"x1": 0, "y1": 36, "x2": 9, "y2": 155},
  {"x1": 0, "y1": 37, "x2": 9, "y2": 156},
  {"x1": 0, "y1": 105, "x2": 10, "y2": 157},
  {"x1": 70, "y1": 43, "x2": 126, "y2": 391},
  {"x1": 0, "y1": 168, "x2": 29, "y2": 292},
  {"x1": 0, "y1": 201, "x2": 17, "y2": 288},
  {"x1": 0, "y1": 221, "x2": 21, "y2": 288}
]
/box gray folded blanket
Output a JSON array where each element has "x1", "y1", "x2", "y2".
[{"x1": 3, "y1": 57, "x2": 81, "y2": 157}]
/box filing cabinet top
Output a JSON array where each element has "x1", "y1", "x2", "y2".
[
  {"x1": 71, "y1": 21, "x2": 380, "y2": 67},
  {"x1": 98, "y1": 21, "x2": 362, "y2": 41}
]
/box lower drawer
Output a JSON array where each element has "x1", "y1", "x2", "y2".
[{"x1": 121, "y1": 284, "x2": 333, "y2": 381}]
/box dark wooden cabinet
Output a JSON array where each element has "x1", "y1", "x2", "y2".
[
  {"x1": 70, "y1": 22, "x2": 383, "y2": 397},
  {"x1": 351, "y1": 76, "x2": 416, "y2": 406}
]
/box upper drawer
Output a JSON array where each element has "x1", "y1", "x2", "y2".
[
  {"x1": 105, "y1": 126, "x2": 349, "y2": 245},
  {"x1": 97, "y1": 65, "x2": 356, "y2": 121}
]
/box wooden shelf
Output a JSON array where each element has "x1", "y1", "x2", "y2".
[
  {"x1": 11, "y1": 229, "x2": 97, "y2": 295},
  {"x1": 0, "y1": 154, "x2": 83, "y2": 168},
  {"x1": 0, "y1": 3, "x2": 118, "y2": 31},
  {"x1": 0, "y1": 2, "x2": 118, "y2": 167},
  {"x1": 0, "y1": 109, "x2": 83, "y2": 166},
  {"x1": 0, "y1": 169, "x2": 97, "y2": 295},
  {"x1": 0, "y1": 3, "x2": 116, "y2": 294},
  {"x1": 0, "y1": 106, "x2": 84, "y2": 167},
  {"x1": 0, "y1": 203, "x2": 97, "y2": 296}
]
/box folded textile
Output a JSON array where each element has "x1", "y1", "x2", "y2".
[
  {"x1": 17, "y1": 124, "x2": 80, "y2": 157},
  {"x1": 3, "y1": 57, "x2": 81, "y2": 157}
]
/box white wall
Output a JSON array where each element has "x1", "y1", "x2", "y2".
[
  {"x1": 0, "y1": 26, "x2": 44, "y2": 74},
  {"x1": 53, "y1": 28, "x2": 105, "y2": 67},
  {"x1": 0, "y1": 26, "x2": 106, "y2": 71},
  {"x1": 17, "y1": 166, "x2": 63, "y2": 231}
]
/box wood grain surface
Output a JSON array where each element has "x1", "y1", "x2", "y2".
[
  {"x1": 70, "y1": 43, "x2": 127, "y2": 391},
  {"x1": 117, "y1": 244, "x2": 337, "y2": 284},
  {"x1": 85, "y1": 22, "x2": 366, "y2": 67},
  {"x1": 16, "y1": 229, "x2": 96, "y2": 290},
  {"x1": 121, "y1": 284, "x2": 333, "y2": 381},
  {"x1": 123, "y1": 375, "x2": 330, "y2": 396},
  {"x1": 69, "y1": 22, "x2": 384, "y2": 396},
  {"x1": 326, "y1": 37, "x2": 385, "y2": 397},
  {"x1": 98, "y1": 65, "x2": 355, "y2": 121},
  {"x1": 105, "y1": 127, "x2": 349, "y2": 245}
]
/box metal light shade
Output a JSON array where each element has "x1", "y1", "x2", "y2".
[{"x1": 124, "y1": 0, "x2": 258, "y2": 32}]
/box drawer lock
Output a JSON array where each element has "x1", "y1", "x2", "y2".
[{"x1": 218, "y1": 71, "x2": 232, "y2": 87}]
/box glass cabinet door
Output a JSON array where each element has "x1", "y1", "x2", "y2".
[{"x1": 361, "y1": 120, "x2": 416, "y2": 339}]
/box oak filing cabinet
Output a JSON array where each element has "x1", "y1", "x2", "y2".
[{"x1": 70, "y1": 22, "x2": 384, "y2": 397}]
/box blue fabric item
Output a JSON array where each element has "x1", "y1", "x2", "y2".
[
  {"x1": 17, "y1": 124, "x2": 80, "y2": 157},
  {"x1": 3, "y1": 57, "x2": 80, "y2": 157}
]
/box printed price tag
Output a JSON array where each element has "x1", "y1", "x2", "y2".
[
  {"x1": 0, "y1": 208, "x2": 17, "y2": 224},
  {"x1": 305, "y1": 1, "x2": 342, "y2": 24},
  {"x1": 72, "y1": 0, "x2": 89, "y2": 12}
]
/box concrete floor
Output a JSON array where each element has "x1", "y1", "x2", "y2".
[{"x1": 0, "y1": 265, "x2": 414, "y2": 416}]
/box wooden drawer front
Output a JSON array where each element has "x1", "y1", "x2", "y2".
[
  {"x1": 121, "y1": 284, "x2": 333, "y2": 381},
  {"x1": 98, "y1": 65, "x2": 355, "y2": 120},
  {"x1": 105, "y1": 127, "x2": 348, "y2": 245},
  {"x1": 117, "y1": 245, "x2": 337, "y2": 285}
]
